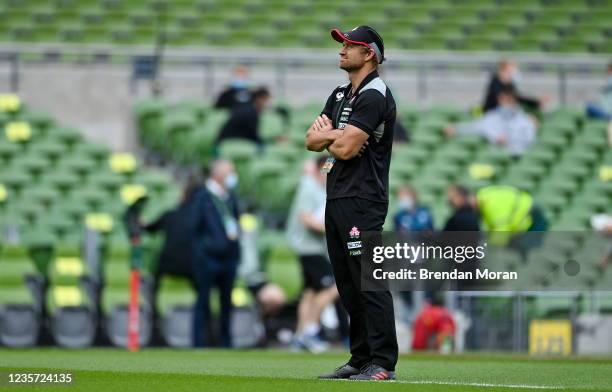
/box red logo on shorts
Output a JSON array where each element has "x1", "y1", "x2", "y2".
[{"x1": 349, "y1": 226, "x2": 360, "y2": 239}]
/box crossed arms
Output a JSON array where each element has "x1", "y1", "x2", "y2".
[{"x1": 305, "y1": 114, "x2": 369, "y2": 160}]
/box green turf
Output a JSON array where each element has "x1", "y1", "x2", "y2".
[{"x1": 1, "y1": 349, "x2": 612, "y2": 391}]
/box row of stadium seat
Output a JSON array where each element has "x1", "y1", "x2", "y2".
[
  {"x1": 1, "y1": 93, "x2": 611, "y2": 348},
  {"x1": 0, "y1": 94, "x2": 303, "y2": 348},
  {"x1": 134, "y1": 98, "x2": 612, "y2": 230},
  {"x1": 135, "y1": 97, "x2": 612, "y2": 297},
  {"x1": 0, "y1": 0, "x2": 610, "y2": 52}
]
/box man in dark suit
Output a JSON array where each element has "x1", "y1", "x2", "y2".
[
  {"x1": 142, "y1": 173, "x2": 232, "y2": 347},
  {"x1": 196, "y1": 159, "x2": 241, "y2": 347},
  {"x1": 144, "y1": 161, "x2": 240, "y2": 348}
]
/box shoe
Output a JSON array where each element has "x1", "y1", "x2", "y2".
[
  {"x1": 349, "y1": 363, "x2": 396, "y2": 381},
  {"x1": 289, "y1": 337, "x2": 304, "y2": 352},
  {"x1": 318, "y1": 363, "x2": 361, "y2": 379},
  {"x1": 302, "y1": 334, "x2": 330, "y2": 354}
]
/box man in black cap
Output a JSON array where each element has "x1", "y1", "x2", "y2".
[{"x1": 306, "y1": 26, "x2": 398, "y2": 381}]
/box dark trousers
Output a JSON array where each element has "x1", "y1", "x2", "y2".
[
  {"x1": 325, "y1": 197, "x2": 398, "y2": 371},
  {"x1": 193, "y1": 258, "x2": 237, "y2": 348}
]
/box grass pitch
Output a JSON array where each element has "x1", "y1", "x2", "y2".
[{"x1": 1, "y1": 348, "x2": 611, "y2": 392}]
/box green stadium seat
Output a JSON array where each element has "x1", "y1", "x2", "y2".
[
  {"x1": 474, "y1": 146, "x2": 512, "y2": 166},
  {"x1": 11, "y1": 155, "x2": 49, "y2": 179},
  {"x1": 155, "y1": 276, "x2": 196, "y2": 347},
  {"x1": 43, "y1": 171, "x2": 80, "y2": 193},
  {"x1": 46, "y1": 282, "x2": 95, "y2": 347},
  {"x1": 0, "y1": 278, "x2": 40, "y2": 347},
  {"x1": 27, "y1": 140, "x2": 66, "y2": 163},
  {"x1": 390, "y1": 161, "x2": 420, "y2": 181},
  {"x1": 11, "y1": 202, "x2": 45, "y2": 224},
  {"x1": 137, "y1": 171, "x2": 172, "y2": 195},
  {"x1": 19, "y1": 111, "x2": 55, "y2": 136},
  {"x1": 0, "y1": 169, "x2": 31, "y2": 194},
  {"x1": 57, "y1": 156, "x2": 97, "y2": 178},
  {"x1": 263, "y1": 144, "x2": 303, "y2": 165},
  {"x1": 37, "y1": 214, "x2": 75, "y2": 239},
  {"x1": 47, "y1": 126, "x2": 82, "y2": 148},
  {"x1": 76, "y1": 143, "x2": 109, "y2": 164},
  {"x1": 392, "y1": 144, "x2": 431, "y2": 166},
  {"x1": 0, "y1": 0, "x2": 607, "y2": 52},
  {"x1": 134, "y1": 99, "x2": 166, "y2": 146},
  {"x1": 520, "y1": 147, "x2": 557, "y2": 168},
  {"x1": 249, "y1": 159, "x2": 292, "y2": 212},
  {"x1": 90, "y1": 171, "x2": 124, "y2": 194},
  {"x1": 26, "y1": 186, "x2": 60, "y2": 207},
  {"x1": 0, "y1": 141, "x2": 20, "y2": 164},
  {"x1": 503, "y1": 175, "x2": 537, "y2": 193},
  {"x1": 24, "y1": 230, "x2": 56, "y2": 278},
  {"x1": 259, "y1": 112, "x2": 284, "y2": 141}
]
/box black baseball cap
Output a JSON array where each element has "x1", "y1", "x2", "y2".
[{"x1": 331, "y1": 26, "x2": 385, "y2": 64}]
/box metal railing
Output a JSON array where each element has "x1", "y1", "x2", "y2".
[{"x1": 0, "y1": 44, "x2": 608, "y2": 105}]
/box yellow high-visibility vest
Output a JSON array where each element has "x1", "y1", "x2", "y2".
[{"x1": 476, "y1": 185, "x2": 533, "y2": 245}]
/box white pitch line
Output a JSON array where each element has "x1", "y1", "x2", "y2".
[
  {"x1": 330, "y1": 379, "x2": 565, "y2": 389},
  {"x1": 403, "y1": 380, "x2": 565, "y2": 389}
]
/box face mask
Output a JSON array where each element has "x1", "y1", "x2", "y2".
[
  {"x1": 224, "y1": 173, "x2": 238, "y2": 189},
  {"x1": 510, "y1": 70, "x2": 522, "y2": 86},
  {"x1": 498, "y1": 106, "x2": 516, "y2": 119},
  {"x1": 231, "y1": 78, "x2": 249, "y2": 89},
  {"x1": 397, "y1": 197, "x2": 414, "y2": 211}
]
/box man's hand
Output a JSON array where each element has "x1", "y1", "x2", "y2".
[
  {"x1": 327, "y1": 124, "x2": 369, "y2": 160},
  {"x1": 358, "y1": 141, "x2": 369, "y2": 157},
  {"x1": 305, "y1": 114, "x2": 342, "y2": 152},
  {"x1": 312, "y1": 114, "x2": 333, "y2": 133}
]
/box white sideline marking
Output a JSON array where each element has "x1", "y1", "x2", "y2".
[
  {"x1": 403, "y1": 380, "x2": 564, "y2": 389},
  {"x1": 331, "y1": 379, "x2": 564, "y2": 389}
]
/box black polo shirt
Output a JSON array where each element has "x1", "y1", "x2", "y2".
[{"x1": 321, "y1": 70, "x2": 396, "y2": 203}]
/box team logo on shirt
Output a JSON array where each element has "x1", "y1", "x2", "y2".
[
  {"x1": 349, "y1": 249, "x2": 362, "y2": 256},
  {"x1": 347, "y1": 241, "x2": 362, "y2": 249},
  {"x1": 336, "y1": 91, "x2": 344, "y2": 101},
  {"x1": 348, "y1": 227, "x2": 361, "y2": 256}
]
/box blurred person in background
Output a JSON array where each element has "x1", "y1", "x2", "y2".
[
  {"x1": 286, "y1": 157, "x2": 339, "y2": 353},
  {"x1": 475, "y1": 185, "x2": 548, "y2": 259},
  {"x1": 591, "y1": 214, "x2": 612, "y2": 270},
  {"x1": 411, "y1": 297, "x2": 456, "y2": 353},
  {"x1": 586, "y1": 62, "x2": 612, "y2": 121},
  {"x1": 215, "y1": 87, "x2": 271, "y2": 147},
  {"x1": 141, "y1": 173, "x2": 230, "y2": 347},
  {"x1": 443, "y1": 185, "x2": 481, "y2": 291},
  {"x1": 445, "y1": 86, "x2": 537, "y2": 158},
  {"x1": 392, "y1": 185, "x2": 433, "y2": 328},
  {"x1": 444, "y1": 185, "x2": 480, "y2": 232},
  {"x1": 197, "y1": 159, "x2": 242, "y2": 347},
  {"x1": 237, "y1": 212, "x2": 287, "y2": 317},
  {"x1": 393, "y1": 185, "x2": 434, "y2": 233},
  {"x1": 482, "y1": 58, "x2": 549, "y2": 113},
  {"x1": 214, "y1": 64, "x2": 252, "y2": 110}
]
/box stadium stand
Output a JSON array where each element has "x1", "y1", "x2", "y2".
[
  {"x1": 134, "y1": 99, "x2": 612, "y2": 231},
  {"x1": 1, "y1": 86, "x2": 611, "y2": 349},
  {"x1": 0, "y1": 94, "x2": 182, "y2": 347},
  {"x1": 0, "y1": 0, "x2": 609, "y2": 53},
  {"x1": 0, "y1": 0, "x2": 610, "y2": 348},
  {"x1": 132, "y1": 95, "x2": 612, "y2": 330}
]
